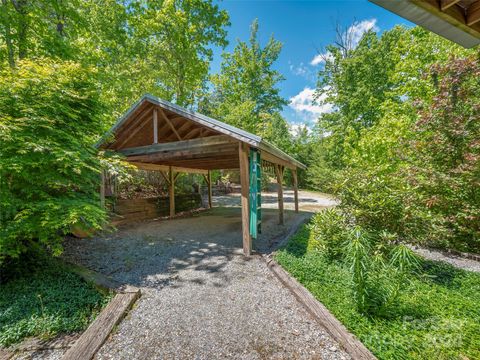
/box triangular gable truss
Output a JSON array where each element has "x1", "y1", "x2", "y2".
[{"x1": 98, "y1": 94, "x2": 306, "y2": 171}]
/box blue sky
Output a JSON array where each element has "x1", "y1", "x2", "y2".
[{"x1": 210, "y1": 0, "x2": 413, "y2": 128}]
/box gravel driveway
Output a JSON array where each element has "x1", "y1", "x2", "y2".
[{"x1": 62, "y1": 191, "x2": 349, "y2": 359}]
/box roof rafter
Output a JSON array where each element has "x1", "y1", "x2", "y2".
[
  {"x1": 467, "y1": 0, "x2": 480, "y2": 25},
  {"x1": 98, "y1": 94, "x2": 306, "y2": 170},
  {"x1": 441, "y1": 0, "x2": 461, "y2": 11},
  {"x1": 158, "y1": 107, "x2": 182, "y2": 141}
]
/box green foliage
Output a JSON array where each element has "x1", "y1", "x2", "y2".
[
  {"x1": 275, "y1": 224, "x2": 480, "y2": 359},
  {"x1": 406, "y1": 58, "x2": 480, "y2": 252},
  {"x1": 0, "y1": 59, "x2": 107, "y2": 265},
  {"x1": 110, "y1": 0, "x2": 230, "y2": 109},
  {"x1": 309, "y1": 211, "x2": 420, "y2": 315},
  {"x1": 0, "y1": 0, "x2": 230, "y2": 114},
  {"x1": 0, "y1": 252, "x2": 111, "y2": 347},
  {"x1": 202, "y1": 19, "x2": 291, "y2": 151},
  {"x1": 308, "y1": 208, "x2": 347, "y2": 258},
  {"x1": 309, "y1": 24, "x2": 478, "y2": 253}
]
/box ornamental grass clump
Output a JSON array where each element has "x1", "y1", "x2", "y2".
[{"x1": 310, "y1": 211, "x2": 420, "y2": 316}]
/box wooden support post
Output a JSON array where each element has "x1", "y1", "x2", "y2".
[
  {"x1": 169, "y1": 166, "x2": 175, "y2": 217},
  {"x1": 292, "y1": 169, "x2": 299, "y2": 213},
  {"x1": 207, "y1": 170, "x2": 212, "y2": 209},
  {"x1": 275, "y1": 165, "x2": 284, "y2": 225},
  {"x1": 153, "y1": 108, "x2": 158, "y2": 144},
  {"x1": 100, "y1": 170, "x2": 105, "y2": 209},
  {"x1": 239, "y1": 142, "x2": 251, "y2": 256}
]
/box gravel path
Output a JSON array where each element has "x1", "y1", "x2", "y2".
[
  {"x1": 213, "y1": 189, "x2": 337, "y2": 212},
  {"x1": 62, "y1": 193, "x2": 350, "y2": 359},
  {"x1": 413, "y1": 247, "x2": 480, "y2": 273}
]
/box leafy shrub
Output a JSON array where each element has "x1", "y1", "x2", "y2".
[
  {"x1": 310, "y1": 211, "x2": 420, "y2": 315},
  {"x1": 406, "y1": 57, "x2": 480, "y2": 252},
  {"x1": 346, "y1": 228, "x2": 420, "y2": 315},
  {"x1": 0, "y1": 59, "x2": 107, "y2": 266},
  {"x1": 337, "y1": 169, "x2": 408, "y2": 237},
  {"x1": 308, "y1": 208, "x2": 348, "y2": 258}
]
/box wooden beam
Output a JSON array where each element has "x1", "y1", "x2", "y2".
[
  {"x1": 62, "y1": 290, "x2": 140, "y2": 360},
  {"x1": 159, "y1": 170, "x2": 170, "y2": 185},
  {"x1": 264, "y1": 257, "x2": 376, "y2": 360},
  {"x1": 115, "y1": 107, "x2": 153, "y2": 149},
  {"x1": 126, "y1": 145, "x2": 238, "y2": 164},
  {"x1": 129, "y1": 161, "x2": 208, "y2": 175},
  {"x1": 440, "y1": 0, "x2": 461, "y2": 11},
  {"x1": 158, "y1": 108, "x2": 182, "y2": 141},
  {"x1": 149, "y1": 158, "x2": 239, "y2": 170},
  {"x1": 262, "y1": 150, "x2": 296, "y2": 170},
  {"x1": 274, "y1": 164, "x2": 284, "y2": 225},
  {"x1": 183, "y1": 126, "x2": 203, "y2": 140},
  {"x1": 292, "y1": 169, "x2": 299, "y2": 213},
  {"x1": 410, "y1": 0, "x2": 480, "y2": 38},
  {"x1": 239, "y1": 142, "x2": 251, "y2": 256},
  {"x1": 173, "y1": 172, "x2": 180, "y2": 182},
  {"x1": 119, "y1": 135, "x2": 234, "y2": 157},
  {"x1": 169, "y1": 166, "x2": 175, "y2": 217},
  {"x1": 151, "y1": 158, "x2": 238, "y2": 167},
  {"x1": 207, "y1": 170, "x2": 212, "y2": 208},
  {"x1": 153, "y1": 109, "x2": 158, "y2": 144},
  {"x1": 467, "y1": 1, "x2": 480, "y2": 25},
  {"x1": 176, "y1": 121, "x2": 195, "y2": 139},
  {"x1": 112, "y1": 105, "x2": 152, "y2": 148}
]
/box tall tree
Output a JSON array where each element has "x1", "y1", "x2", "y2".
[
  {"x1": 204, "y1": 19, "x2": 289, "y2": 149},
  {"x1": 312, "y1": 26, "x2": 470, "y2": 172},
  {"x1": 0, "y1": 0, "x2": 84, "y2": 67},
  {"x1": 113, "y1": 0, "x2": 230, "y2": 108},
  {"x1": 0, "y1": 0, "x2": 230, "y2": 113}
]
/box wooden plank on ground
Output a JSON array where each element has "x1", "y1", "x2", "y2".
[
  {"x1": 66, "y1": 262, "x2": 122, "y2": 293},
  {"x1": 264, "y1": 257, "x2": 376, "y2": 360},
  {"x1": 62, "y1": 289, "x2": 140, "y2": 360}
]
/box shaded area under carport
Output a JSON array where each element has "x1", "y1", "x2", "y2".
[{"x1": 63, "y1": 207, "x2": 309, "y2": 288}]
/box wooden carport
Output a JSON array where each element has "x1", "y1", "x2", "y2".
[{"x1": 97, "y1": 94, "x2": 306, "y2": 256}]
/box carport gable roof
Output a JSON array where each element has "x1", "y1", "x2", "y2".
[{"x1": 98, "y1": 94, "x2": 306, "y2": 170}]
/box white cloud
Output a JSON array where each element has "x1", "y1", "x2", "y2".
[
  {"x1": 289, "y1": 87, "x2": 333, "y2": 122},
  {"x1": 348, "y1": 19, "x2": 379, "y2": 47},
  {"x1": 289, "y1": 62, "x2": 316, "y2": 83},
  {"x1": 310, "y1": 19, "x2": 379, "y2": 66},
  {"x1": 289, "y1": 123, "x2": 305, "y2": 136},
  {"x1": 310, "y1": 52, "x2": 333, "y2": 66}
]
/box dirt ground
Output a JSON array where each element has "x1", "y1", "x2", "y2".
[
  {"x1": 55, "y1": 191, "x2": 348, "y2": 360},
  {"x1": 213, "y1": 189, "x2": 337, "y2": 212}
]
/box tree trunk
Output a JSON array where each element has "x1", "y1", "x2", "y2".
[
  {"x1": 10, "y1": 0, "x2": 29, "y2": 60},
  {"x1": 1, "y1": 0, "x2": 15, "y2": 67}
]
